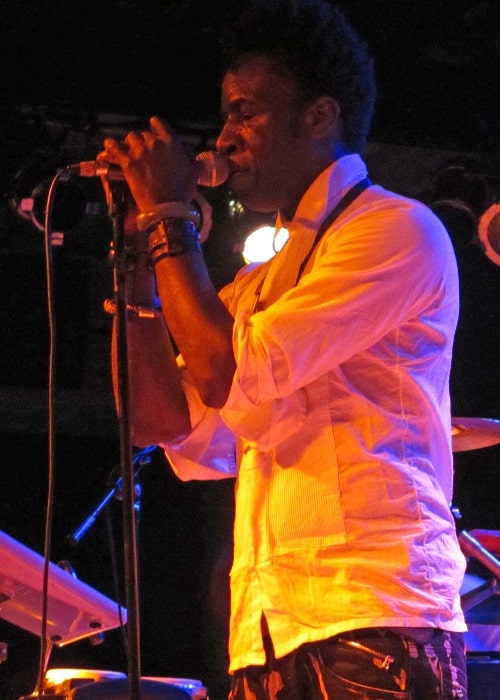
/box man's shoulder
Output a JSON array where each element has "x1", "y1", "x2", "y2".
[{"x1": 359, "y1": 184, "x2": 442, "y2": 228}]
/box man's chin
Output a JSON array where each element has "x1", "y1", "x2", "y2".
[{"x1": 234, "y1": 188, "x2": 278, "y2": 215}]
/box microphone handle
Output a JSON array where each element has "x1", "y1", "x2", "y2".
[{"x1": 66, "y1": 150, "x2": 229, "y2": 187}]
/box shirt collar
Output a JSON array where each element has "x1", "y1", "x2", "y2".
[{"x1": 276, "y1": 154, "x2": 369, "y2": 239}]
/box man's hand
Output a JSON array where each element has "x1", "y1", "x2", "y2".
[{"x1": 102, "y1": 116, "x2": 198, "y2": 211}]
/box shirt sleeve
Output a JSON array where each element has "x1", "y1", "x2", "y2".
[
  {"x1": 158, "y1": 264, "x2": 265, "y2": 478},
  {"x1": 160, "y1": 358, "x2": 238, "y2": 481}
]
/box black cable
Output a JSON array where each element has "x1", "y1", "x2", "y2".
[{"x1": 35, "y1": 168, "x2": 66, "y2": 698}]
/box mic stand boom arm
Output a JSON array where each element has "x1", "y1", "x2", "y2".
[{"x1": 67, "y1": 447, "x2": 154, "y2": 546}]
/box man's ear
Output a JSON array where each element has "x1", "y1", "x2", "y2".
[{"x1": 305, "y1": 95, "x2": 341, "y2": 138}]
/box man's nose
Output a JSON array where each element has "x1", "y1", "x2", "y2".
[{"x1": 216, "y1": 122, "x2": 237, "y2": 155}]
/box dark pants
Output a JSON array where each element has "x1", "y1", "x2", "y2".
[{"x1": 229, "y1": 628, "x2": 468, "y2": 700}]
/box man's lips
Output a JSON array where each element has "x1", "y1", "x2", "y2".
[
  {"x1": 228, "y1": 163, "x2": 249, "y2": 185},
  {"x1": 228, "y1": 161, "x2": 245, "y2": 174}
]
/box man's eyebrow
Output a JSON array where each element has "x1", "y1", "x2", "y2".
[
  {"x1": 226, "y1": 97, "x2": 252, "y2": 109},
  {"x1": 221, "y1": 97, "x2": 253, "y2": 118}
]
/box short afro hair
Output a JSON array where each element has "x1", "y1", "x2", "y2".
[{"x1": 222, "y1": 0, "x2": 377, "y2": 153}]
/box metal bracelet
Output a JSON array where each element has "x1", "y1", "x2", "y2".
[
  {"x1": 136, "y1": 202, "x2": 201, "y2": 233},
  {"x1": 147, "y1": 218, "x2": 202, "y2": 264}
]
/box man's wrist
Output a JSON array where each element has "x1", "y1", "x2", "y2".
[
  {"x1": 147, "y1": 218, "x2": 202, "y2": 266},
  {"x1": 136, "y1": 201, "x2": 202, "y2": 234}
]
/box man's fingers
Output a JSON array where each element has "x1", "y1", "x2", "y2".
[
  {"x1": 150, "y1": 115, "x2": 172, "y2": 140},
  {"x1": 141, "y1": 130, "x2": 159, "y2": 148},
  {"x1": 103, "y1": 138, "x2": 127, "y2": 164}
]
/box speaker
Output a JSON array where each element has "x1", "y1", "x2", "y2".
[{"x1": 467, "y1": 657, "x2": 500, "y2": 700}]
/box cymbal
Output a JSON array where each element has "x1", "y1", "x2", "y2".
[{"x1": 452, "y1": 417, "x2": 500, "y2": 452}]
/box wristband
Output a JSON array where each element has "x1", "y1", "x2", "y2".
[
  {"x1": 136, "y1": 201, "x2": 201, "y2": 233},
  {"x1": 147, "y1": 218, "x2": 202, "y2": 265}
]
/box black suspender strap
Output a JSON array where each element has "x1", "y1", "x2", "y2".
[
  {"x1": 252, "y1": 176, "x2": 372, "y2": 313},
  {"x1": 295, "y1": 176, "x2": 372, "y2": 284}
]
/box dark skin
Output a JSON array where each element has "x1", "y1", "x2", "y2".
[{"x1": 102, "y1": 55, "x2": 345, "y2": 446}]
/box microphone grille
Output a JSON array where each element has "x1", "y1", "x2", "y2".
[{"x1": 196, "y1": 151, "x2": 229, "y2": 187}]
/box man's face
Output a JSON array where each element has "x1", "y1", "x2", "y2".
[{"x1": 216, "y1": 55, "x2": 315, "y2": 218}]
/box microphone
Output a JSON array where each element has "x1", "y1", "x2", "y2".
[{"x1": 65, "y1": 150, "x2": 229, "y2": 188}]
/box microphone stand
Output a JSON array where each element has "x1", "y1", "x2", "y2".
[
  {"x1": 108, "y1": 179, "x2": 142, "y2": 700},
  {"x1": 67, "y1": 447, "x2": 154, "y2": 547}
]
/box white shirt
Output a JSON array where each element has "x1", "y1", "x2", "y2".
[{"x1": 162, "y1": 154, "x2": 467, "y2": 673}]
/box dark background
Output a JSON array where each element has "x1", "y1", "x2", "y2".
[{"x1": 1, "y1": 2, "x2": 500, "y2": 699}]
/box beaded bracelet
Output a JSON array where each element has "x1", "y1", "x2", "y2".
[
  {"x1": 103, "y1": 298, "x2": 162, "y2": 319},
  {"x1": 136, "y1": 201, "x2": 201, "y2": 233},
  {"x1": 147, "y1": 218, "x2": 202, "y2": 266}
]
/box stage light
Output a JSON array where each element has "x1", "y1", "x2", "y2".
[
  {"x1": 478, "y1": 203, "x2": 500, "y2": 266},
  {"x1": 242, "y1": 225, "x2": 288, "y2": 263}
]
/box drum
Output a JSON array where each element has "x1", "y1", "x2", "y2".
[
  {"x1": 22, "y1": 668, "x2": 207, "y2": 700},
  {"x1": 19, "y1": 669, "x2": 126, "y2": 698},
  {"x1": 44, "y1": 668, "x2": 127, "y2": 689},
  {"x1": 143, "y1": 677, "x2": 207, "y2": 700}
]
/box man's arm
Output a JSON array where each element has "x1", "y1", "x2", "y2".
[
  {"x1": 103, "y1": 117, "x2": 236, "y2": 441},
  {"x1": 111, "y1": 224, "x2": 192, "y2": 447},
  {"x1": 151, "y1": 248, "x2": 236, "y2": 409}
]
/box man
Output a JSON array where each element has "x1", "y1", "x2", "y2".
[{"x1": 102, "y1": 1, "x2": 468, "y2": 697}]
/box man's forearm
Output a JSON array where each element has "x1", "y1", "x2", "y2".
[{"x1": 112, "y1": 315, "x2": 191, "y2": 447}]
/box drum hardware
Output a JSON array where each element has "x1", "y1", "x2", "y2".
[
  {"x1": 459, "y1": 530, "x2": 500, "y2": 579},
  {"x1": 461, "y1": 577, "x2": 499, "y2": 616},
  {"x1": 451, "y1": 416, "x2": 500, "y2": 633},
  {"x1": 459, "y1": 530, "x2": 500, "y2": 628}
]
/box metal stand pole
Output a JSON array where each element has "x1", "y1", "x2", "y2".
[{"x1": 108, "y1": 180, "x2": 142, "y2": 700}]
